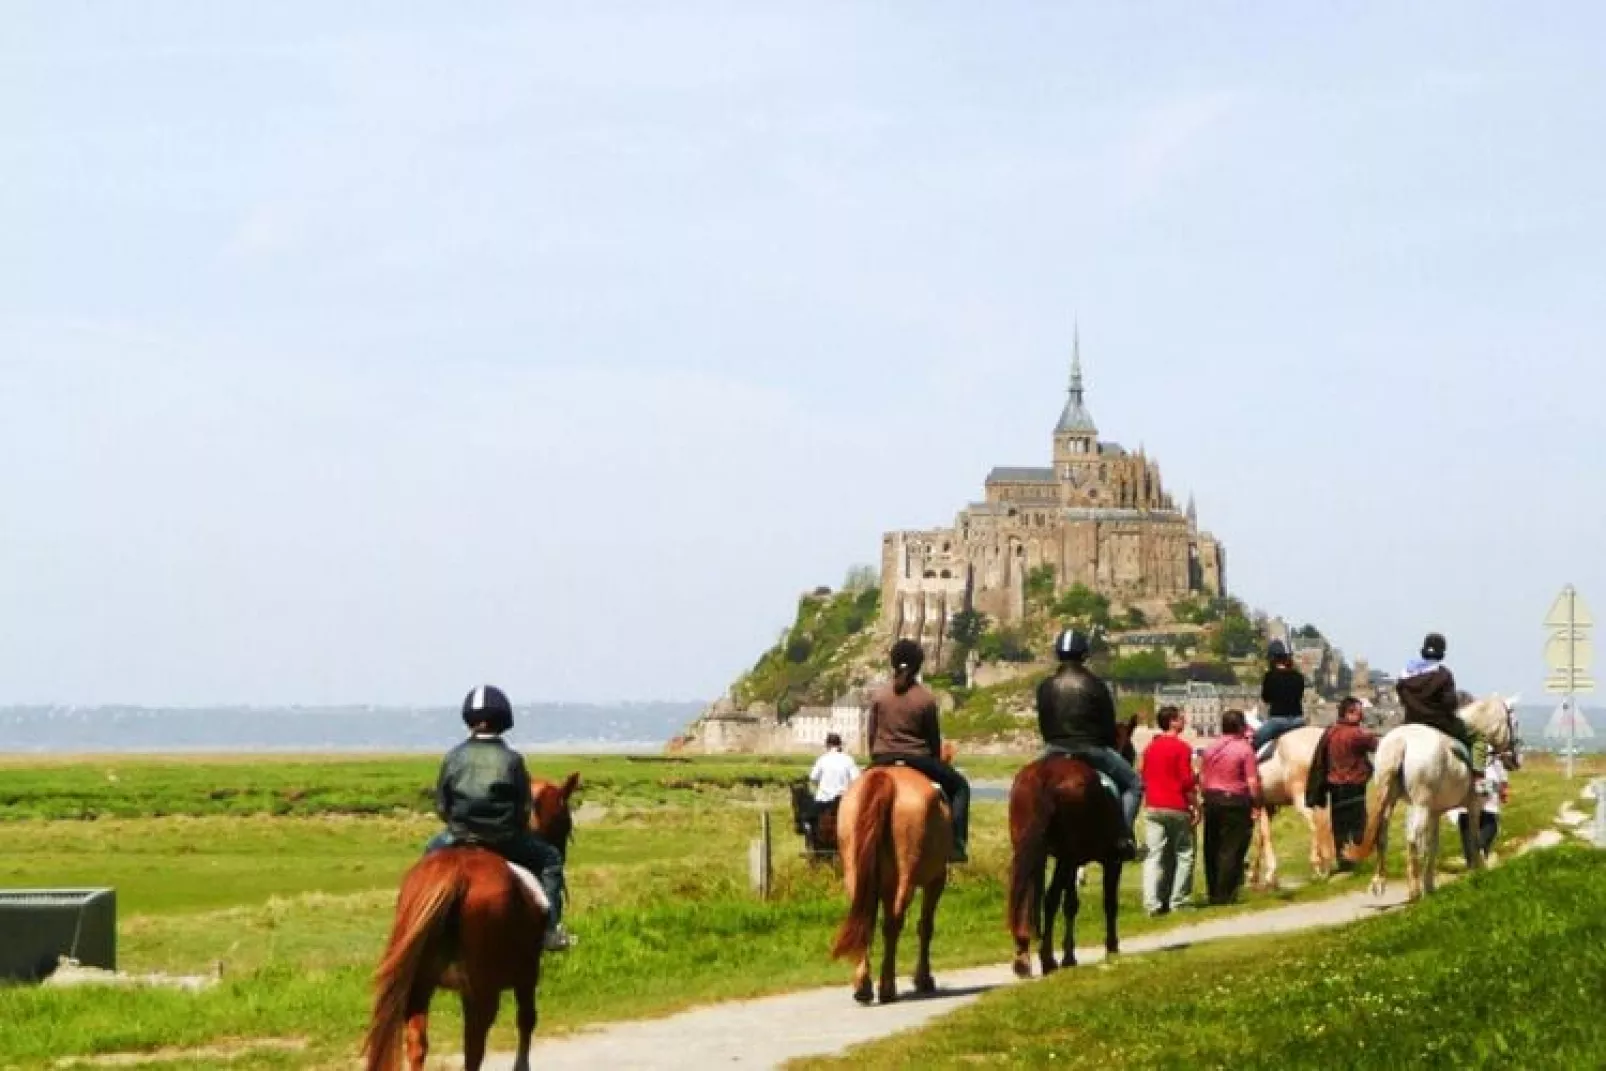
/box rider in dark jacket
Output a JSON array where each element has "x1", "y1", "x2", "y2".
[
  {"x1": 425, "y1": 684, "x2": 573, "y2": 951},
  {"x1": 1035, "y1": 628, "x2": 1141, "y2": 860},
  {"x1": 1251, "y1": 640, "x2": 1307, "y2": 751},
  {"x1": 1397, "y1": 632, "x2": 1473, "y2": 751}
]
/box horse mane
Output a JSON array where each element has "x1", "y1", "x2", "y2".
[{"x1": 1459, "y1": 693, "x2": 1514, "y2": 749}]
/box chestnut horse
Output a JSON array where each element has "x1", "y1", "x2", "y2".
[
  {"x1": 363, "y1": 773, "x2": 580, "y2": 1071},
  {"x1": 1007, "y1": 717, "x2": 1137, "y2": 977},
  {"x1": 830, "y1": 748, "x2": 955, "y2": 1004}
]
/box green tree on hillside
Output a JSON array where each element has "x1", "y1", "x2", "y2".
[
  {"x1": 1107, "y1": 650, "x2": 1175, "y2": 687},
  {"x1": 1208, "y1": 612, "x2": 1259, "y2": 659},
  {"x1": 842, "y1": 564, "x2": 879, "y2": 592},
  {"x1": 977, "y1": 626, "x2": 1034, "y2": 663},
  {"x1": 1025, "y1": 564, "x2": 1057, "y2": 607},
  {"x1": 948, "y1": 609, "x2": 988, "y2": 649},
  {"x1": 1053, "y1": 583, "x2": 1111, "y2": 627},
  {"x1": 1121, "y1": 605, "x2": 1148, "y2": 631},
  {"x1": 1294, "y1": 623, "x2": 1323, "y2": 640}
]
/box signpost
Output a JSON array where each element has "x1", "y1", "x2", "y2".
[{"x1": 1543, "y1": 585, "x2": 1595, "y2": 779}]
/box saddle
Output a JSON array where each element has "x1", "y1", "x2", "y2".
[
  {"x1": 885, "y1": 759, "x2": 950, "y2": 805},
  {"x1": 1037, "y1": 747, "x2": 1120, "y2": 799},
  {"x1": 506, "y1": 862, "x2": 551, "y2": 911}
]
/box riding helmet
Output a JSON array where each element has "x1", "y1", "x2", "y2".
[
  {"x1": 1267, "y1": 639, "x2": 1290, "y2": 663},
  {"x1": 1054, "y1": 627, "x2": 1091, "y2": 661},
  {"x1": 1421, "y1": 632, "x2": 1447, "y2": 661},
  {"x1": 462, "y1": 683, "x2": 515, "y2": 733}
]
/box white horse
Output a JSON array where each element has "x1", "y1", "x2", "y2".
[
  {"x1": 1249, "y1": 726, "x2": 1334, "y2": 889},
  {"x1": 1345, "y1": 693, "x2": 1519, "y2": 901}
]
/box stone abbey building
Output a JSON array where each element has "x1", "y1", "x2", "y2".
[{"x1": 881, "y1": 337, "x2": 1227, "y2": 661}]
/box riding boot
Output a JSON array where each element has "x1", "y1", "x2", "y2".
[
  {"x1": 1118, "y1": 788, "x2": 1141, "y2": 861},
  {"x1": 949, "y1": 783, "x2": 971, "y2": 863}
]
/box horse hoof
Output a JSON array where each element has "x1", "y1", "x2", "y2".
[
  {"x1": 852, "y1": 985, "x2": 873, "y2": 1006},
  {"x1": 1105, "y1": 943, "x2": 1119, "y2": 956},
  {"x1": 1369, "y1": 879, "x2": 1387, "y2": 898},
  {"x1": 1012, "y1": 958, "x2": 1033, "y2": 979},
  {"x1": 913, "y1": 975, "x2": 937, "y2": 996},
  {"x1": 1040, "y1": 958, "x2": 1057, "y2": 975},
  {"x1": 878, "y1": 988, "x2": 899, "y2": 1005}
]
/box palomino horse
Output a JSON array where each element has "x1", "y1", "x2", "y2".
[
  {"x1": 1007, "y1": 716, "x2": 1137, "y2": 977},
  {"x1": 831, "y1": 752, "x2": 954, "y2": 1004},
  {"x1": 1345, "y1": 694, "x2": 1518, "y2": 901},
  {"x1": 1248, "y1": 726, "x2": 1336, "y2": 889},
  {"x1": 363, "y1": 774, "x2": 580, "y2": 1071}
]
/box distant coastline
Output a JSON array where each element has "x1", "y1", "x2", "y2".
[{"x1": 0, "y1": 701, "x2": 704, "y2": 755}]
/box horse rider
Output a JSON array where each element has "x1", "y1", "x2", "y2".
[
  {"x1": 1035, "y1": 627, "x2": 1141, "y2": 861},
  {"x1": 1250, "y1": 639, "x2": 1307, "y2": 752},
  {"x1": 424, "y1": 684, "x2": 574, "y2": 952},
  {"x1": 867, "y1": 639, "x2": 971, "y2": 863},
  {"x1": 1396, "y1": 632, "x2": 1474, "y2": 753},
  {"x1": 803, "y1": 731, "x2": 860, "y2": 836},
  {"x1": 1319, "y1": 696, "x2": 1378, "y2": 867}
]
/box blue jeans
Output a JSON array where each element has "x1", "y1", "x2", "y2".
[
  {"x1": 424, "y1": 829, "x2": 565, "y2": 927},
  {"x1": 1252, "y1": 716, "x2": 1305, "y2": 753},
  {"x1": 1047, "y1": 745, "x2": 1142, "y2": 834}
]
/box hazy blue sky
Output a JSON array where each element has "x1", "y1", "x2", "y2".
[{"x1": 3, "y1": 5, "x2": 1602, "y2": 707}]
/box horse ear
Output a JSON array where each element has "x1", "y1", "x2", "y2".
[
  {"x1": 1126, "y1": 714, "x2": 1139, "y2": 731},
  {"x1": 561, "y1": 772, "x2": 582, "y2": 800}
]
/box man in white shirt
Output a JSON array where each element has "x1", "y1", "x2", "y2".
[
  {"x1": 810, "y1": 733, "x2": 860, "y2": 805},
  {"x1": 1454, "y1": 752, "x2": 1510, "y2": 865}
]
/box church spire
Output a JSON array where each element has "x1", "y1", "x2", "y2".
[
  {"x1": 1055, "y1": 324, "x2": 1097, "y2": 436},
  {"x1": 1186, "y1": 493, "x2": 1198, "y2": 525}
]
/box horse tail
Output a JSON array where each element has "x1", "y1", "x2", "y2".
[
  {"x1": 1344, "y1": 739, "x2": 1403, "y2": 864},
  {"x1": 363, "y1": 855, "x2": 467, "y2": 1071},
  {"x1": 832, "y1": 769, "x2": 897, "y2": 960},
  {"x1": 1007, "y1": 765, "x2": 1054, "y2": 941}
]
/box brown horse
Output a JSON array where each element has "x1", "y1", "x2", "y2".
[
  {"x1": 363, "y1": 773, "x2": 580, "y2": 1071},
  {"x1": 830, "y1": 757, "x2": 954, "y2": 1004},
  {"x1": 1007, "y1": 717, "x2": 1137, "y2": 977}
]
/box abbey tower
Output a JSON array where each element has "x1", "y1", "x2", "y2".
[{"x1": 881, "y1": 333, "x2": 1226, "y2": 660}]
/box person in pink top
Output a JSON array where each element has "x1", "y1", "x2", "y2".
[{"x1": 1201, "y1": 708, "x2": 1262, "y2": 905}]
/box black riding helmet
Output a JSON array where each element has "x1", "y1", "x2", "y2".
[
  {"x1": 1267, "y1": 639, "x2": 1291, "y2": 665},
  {"x1": 462, "y1": 683, "x2": 515, "y2": 733},
  {"x1": 1054, "y1": 627, "x2": 1091, "y2": 662},
  {"x1": 1421, "y1": 632, "x2": 1447, "y2": 661}
]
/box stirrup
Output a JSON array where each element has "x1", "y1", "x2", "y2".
[{"x1": 544, "y1": 925, "x2": 576, "y2": 952}]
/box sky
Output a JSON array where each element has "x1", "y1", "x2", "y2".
[{"x1": 2, "y1": 4, "x2": 1602, "y2": 707}]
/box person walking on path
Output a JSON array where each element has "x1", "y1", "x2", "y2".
[
  {"x1": 1035, "y1": 627, "x2": 1143, "y2": 860},
  {"x1": 1141, "y1": 705, "x2": 1198, "y2": 915},
  {"x1": 1251, "y1": 639, "x2": 1307, "y2": 752},
  {"x1": 1313, "y1": 696, "x2": 1377, "y2": 869},
  {"x1": 1455, "y1": 750, "x2": 1510, "y2": 865},
  {"x1": 867, "y1": 639, "x2": 971, "y2": 863},
  {"x1": 1202, "y1": 708, "x2": 1262, "y2": 904}
]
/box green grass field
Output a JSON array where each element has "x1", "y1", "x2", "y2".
[
  {"x1": 0, "y1": 752, "x2": 1596, "y2": 1069},
  {"x1": 796, "y1": 844, "x2": 1606, "y2": 1070}
]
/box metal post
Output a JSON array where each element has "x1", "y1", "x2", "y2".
[{"x1": 1567, "y1": 586, "x2": 1576, "y2": 780}]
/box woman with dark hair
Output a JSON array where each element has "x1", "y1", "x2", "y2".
[
  {"x1": 1251, "y1": 639, "x2": 1307, "y2": 752},
  {"x1": 866, "y1": 639, "x2": 971, "y2": 862},
  {"x1": 1201, "y1": 708, "x2": 1261, "y2": 904}
]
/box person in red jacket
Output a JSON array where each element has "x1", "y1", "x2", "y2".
[{"x1": 1141, "y1": 705, "x2": 1199, "y2": 915}]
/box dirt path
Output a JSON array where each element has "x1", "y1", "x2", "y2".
[{"x1": 478, "y1": 882, "x2": 1411, "y2": 1070}]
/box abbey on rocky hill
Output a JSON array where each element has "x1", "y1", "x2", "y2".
[{"x1": 881, "y1": 332, "x2": 1227, "y2": 660}]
